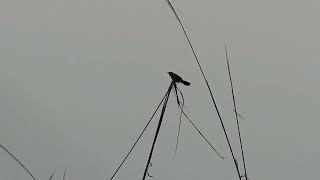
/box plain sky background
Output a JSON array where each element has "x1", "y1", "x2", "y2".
[{"x1": 1, "y1": 0, "x2": 320, "y2": 179}]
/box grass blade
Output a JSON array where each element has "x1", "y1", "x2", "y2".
[
  {"x1": 182, "y1": 110, "x2": 224, "y2": 159},
  {"x1": 63, "y1": 169, "x2": 67, "y2": 180},
  {"x1": 166, "y1": 1, "x2": 241, "y2": 179},
  {"x1": 0, "y1": 144, "x2": 37, "y2": 180},
  {"x1": 48, "y1": 170, "x2": 55, "y2": 180},
  {"x1": 172, "y1": 87, "x2": 185, "y2": 159},
  {"x1": 224, "y1": 43, "x2": 248, "y2": 179}
]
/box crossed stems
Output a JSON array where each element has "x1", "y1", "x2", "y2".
[{"x1": 109, "y1": 81, "x2": 223, "y2": 180}]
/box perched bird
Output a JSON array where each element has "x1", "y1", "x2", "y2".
[{"x1": 168, "y1": 72, "x2": 190, "y2": 86}]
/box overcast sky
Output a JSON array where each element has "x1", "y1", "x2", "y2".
[{"x1": 1, "y1": 0, "x2": 320, "y2": 179}]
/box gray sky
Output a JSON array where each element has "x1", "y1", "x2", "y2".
[{"x1": 1, "y1": 0, "x2": 319, "y2": 179}]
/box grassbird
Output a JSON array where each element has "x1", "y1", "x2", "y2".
[{"x1": 168, "y1": 72, "x2": 190, "y2": 86}]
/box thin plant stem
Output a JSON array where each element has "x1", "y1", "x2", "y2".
[
  {"x1": 182, "y1": 110, "x2": 224, "y2": 159},
  {"x1": 166, "y1": 1, "x2": 241, "y2": 179},
  {"x1": 234, "y1": 109, "x2": 246, "y2": 121},
  {"x1": 175, "y1": 87, "x2": 224, "y2": 159},
  {"x1": 224, "y1": 43, "x2": 248, "y2": 179},
  {"x1": 48, "y1": 170, "x2": 55, "y2": 180},
  {"x1": 172, "y1": 86, "x2": 184, "y2": 159},
  {"x1": 63, "y1": 169, "x2": 67, "y2": 180},
  {"x1": 147, "y1": 163, "x2": 157, "y2": 180},
  {"x1": 142, "y1": 82, "x2": 173, "y2": 180},
  {"x1": 173, "y1": 87, "x2": 224, "y2": 159},
  {"x1": 0, "y1": 144, "x2": 37, "y2": 180},
  {"x1": 109, "y1": 91, "x2": 169, "y2": 180}
]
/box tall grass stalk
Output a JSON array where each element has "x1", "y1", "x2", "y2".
[
  {"x1": 63, "y1": 169, "x2": 67, "y2": 180},
  {"x1": 224, "y1": 44, "x2": 248, "y2": 179},
  {"x1": 48, "y1": 170, "x2": 55, "y2": 180},
  {"x1": 166, "y1": 1, "x2": 241, "y2": 179},
  {"x1": 109, "y1": 92, "x2": 168, "y2": 180},
  {"x1": 0, "y1": 144, "x2": 37, "y2": 180},
  {"x1": 142, "y1": 82, "x2": 173, "y2": 180}
]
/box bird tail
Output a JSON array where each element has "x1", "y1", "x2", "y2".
[{"x1": 181, "y1": 80, "x2": 191, "y2": 86}]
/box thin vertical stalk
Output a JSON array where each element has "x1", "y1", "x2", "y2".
[
  {"x1": 63, "y1": 169, "x2": 67, "y2": 180},
  {"x1": 142, "y1": 82, "x2": 173, "y2": 180},
  {"x1": 224, "y1": 44, "x2": 248, "y2": 179},
  {"x1": 166, "y1": 1, "x2": 241, "y2": 179},
  {"x1": 172, "y1": 85, "x2": 184, "y2": 159}
]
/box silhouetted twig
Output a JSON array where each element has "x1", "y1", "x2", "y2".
[
  {"x1": 142, "y1": 82, "x2": 173, "y2": 180},
  {"x1": 48, "y1": 170, "x2": 55, "y2": 180},
  {"x1": 63, "y1": 169, "x2": 67, "y2": 180},
  {"x1": 166, "y1": 1, "x2": 241, "y2": 179},
  {"x1": 224, "y1": 43, "x2": 248, "y2": 179},
  {"x1": 147, "y1": 162, "x2": 157, "y2": 180},
  {"x1": 172, "y1": 87, "x2": 224, "y2": 159},
  {"x1": 181, "y1": 110, "x2": 224, "y2": 159},
  {"x1": 0, "y1": 144, "x2": 37, "y2": 180},
  {"x1": 109, "y1": 92, "x2": 169, "y2": 180},
  {"x1": 241, "y1": 173, "x2": 250, "y2": 180},
  {"x1": 233, "y1": 108, "x2": 246, "y2": 121},
  {"x1": 172, "y1": 86, "x2": 185, "y2": 159}
]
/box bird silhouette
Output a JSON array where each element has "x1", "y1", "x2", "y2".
[{"x1": 168, "y1": 72, "x2": 190, "y2": 86}]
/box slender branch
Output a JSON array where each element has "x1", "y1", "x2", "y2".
[
  {"x1": 63, "y1": 169, "x2": 67, "y2": 180},
  {"x1": 147, "y1": 162, "x2": 157, "y2": 180},
  {"x1": 0, "y1": 144, "x2": 37, "y2": 180},
  {"x1": 109, "y1": 91, "x2": 169, "y2": 180},
  {"x1": 182, "y1": 110, "x2": 224, "y2": 159},
  {"x1": 233, "y1": 109, "x2": 246, "y2": 121},
  {"x1": 166, "y1": 1, "x2": 241, "y2": 179},
  {"x1": 48, "y1": 170, "x2": 55, "y2": 180},
  {"x1": 172, "y1": 87, "x2": 224, "y2": 159},
  {"x1": 142, "y1": 82, "x2": 173, "y2": 180},
  {"x1": 172, "y1": 86, "x2": 185, "y2": 159},
  {"x1": 224, "y1": 43, "x2": 248, "y2": 179},
  {"x1": 176, "y1": 87, "x2": 224, "y2": 159}
]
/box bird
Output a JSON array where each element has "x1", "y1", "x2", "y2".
[{"x1": 168, "y1": 72, "x2": 190, "y2": 86}]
